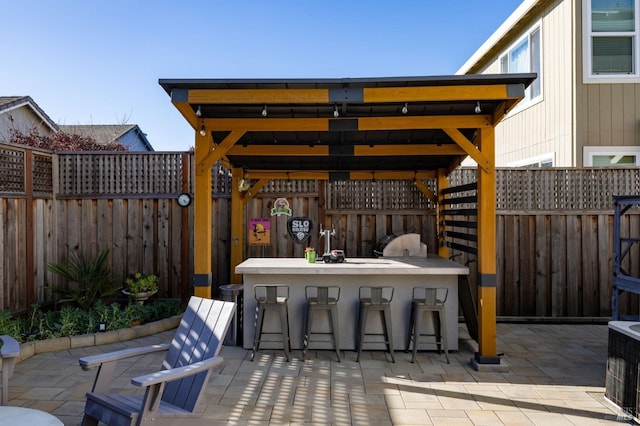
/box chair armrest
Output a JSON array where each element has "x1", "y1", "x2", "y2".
[
  {"x1": 79, "y1": 343, "x2": 170, "y2": 371},
  {"x1": 0, "y1": 336, "x2": 20, "y2": 359},
  {"x1": 131, "y1": 356, "x2": 224, "y2": 388}
]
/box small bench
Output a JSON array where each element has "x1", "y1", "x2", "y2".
[{"x1": 1, "y1": 335, "x2": 20, "y2": 405}]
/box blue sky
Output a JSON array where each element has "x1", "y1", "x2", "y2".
[{"x1": 1, "y1": 1, "x2": 522, "y2": 151}]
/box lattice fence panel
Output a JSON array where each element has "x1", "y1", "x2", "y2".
[
  {"x1": 0, "y1": 146, "x2": 24, "y2": 193},
  {"x1": 326, "y1": 179, "x2": 433, "y2": 211},
  {"x1": 58, "y1": 153, "x2": 187, "y2": 196},
  {"x1": 32, "y1": 153, "x2": 53, "y2": 194}
]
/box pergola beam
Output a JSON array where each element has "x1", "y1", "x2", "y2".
[
  {"x1": 225, "y1": 144, "x2": 465, "y2": 157},
  {"x1": 244, "y1": 170, "x2": 438, "y2": 180},
  {"x1": 186, "y1": 84, "x2": 520, "y2": 105},
  {"x1": 204, "y1": 115, "x2": 491, "y2": 132}
]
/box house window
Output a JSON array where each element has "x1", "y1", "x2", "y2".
[
  {"x1": 500, "y1": 24, "x2": 542, "y2": 105},
  {"x1": 508, "y1": 153, "x2": 554, "y2": 168},
  {"x1": 584, "y1": 0, "x2": 639, "y2": 82},
  {"x1": 584, "y1": 146, "x2": 640, "y2": 166}
]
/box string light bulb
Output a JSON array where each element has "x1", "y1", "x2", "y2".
[
  {"x1": 199, "y1": 124, "x2": 206, "y2": 136},
  {"x1": 195, "y1": 105, "x2": 202, "y2": 117},
  {"x1": 261, "y1": 105, "x2": 268, "y2": 117},
  {"x1": 401, "y1": 102, "x2": 408, "y2": 114},
  {"x1": 475, "y1": 101, "x2": 482, "y2": 114},
  {"x1": 333, "y1": 105, "x2": 339, "y2": 118}
]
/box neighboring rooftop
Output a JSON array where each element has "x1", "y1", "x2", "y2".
[
  {"x1": 60, "y1": 124, "x2": 154, "y2": 151},
  {"x1": 0, "y1": 96, "x2": 59, "y2": 133}
]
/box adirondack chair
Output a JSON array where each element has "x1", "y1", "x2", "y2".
[
  {"x1": 78, "y1": 296, "x2": 235, "y2": 426},
  {"x1": 1, "y1": 335, "x2": 20, "y2": 405}
]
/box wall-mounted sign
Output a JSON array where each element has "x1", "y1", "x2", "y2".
[
  {"x1": 287, "y1": 217, "x2": 313, "y2": 244},
  {"x1": 270, "y1": 198, "x2": 292, "y2": 216},
  {"x1": 249, "y1": 218, "x2": 270, "y2": 246}
]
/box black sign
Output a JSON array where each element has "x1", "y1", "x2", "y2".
[{"x1": 287, "y1": 217, "x2": 313, "y2": 244}]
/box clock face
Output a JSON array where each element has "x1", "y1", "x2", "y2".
[{"x1": 177, "y1": 193, "x2": 191, "y2": 207}]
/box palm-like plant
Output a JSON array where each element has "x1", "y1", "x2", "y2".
[{"x1": 46, "y1": 249, "x2": 120, "y2": 310}]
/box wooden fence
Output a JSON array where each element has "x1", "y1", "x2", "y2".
[{"x1": 1, "y1": 142, "x2": 639, "y2": 318}]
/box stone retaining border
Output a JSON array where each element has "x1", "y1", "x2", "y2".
[{"x1": 12, "y1": 314, "x2": 182, "y2": 364}]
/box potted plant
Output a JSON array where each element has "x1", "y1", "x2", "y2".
[{"x1": 122, "y1": 273, "x2": 158, "y2": 304}]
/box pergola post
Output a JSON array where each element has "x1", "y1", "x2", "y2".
[
  {"x1": 230, "y1": 167, "x2": 245, "y2": 284},
  {"x1": 475, "y1": 126, "x2": 499, "y2": 365},
  {"x1": 437, "y1": 168, "x2": 449, "y2": 259},
  {"x1": 193, "y1": 131, "x2": 212, "y2": 298}
]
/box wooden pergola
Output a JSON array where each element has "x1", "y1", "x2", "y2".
[{"x1": 159, "y1": 74, "x2": 535, "y2": 365}]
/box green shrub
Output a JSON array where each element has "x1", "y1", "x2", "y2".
[
  {"x1": 0, "y1": 300, "x2": 184, "y2": 343},
  {"x1": 46, "y1": 249, "x2": 121, "y2": 310}
]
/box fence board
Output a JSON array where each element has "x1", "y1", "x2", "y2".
[
  {"x1": 503, "y1": 216, "x2": 519, "y2": 316},
  {"x1": 597, "y1": 214, "x2": 612, "y2": 316},
  {"x1": 551, "y1": 215, "x2": 567, "y2": 317},
  {"x1": 566, "y1": 215, "x2": 582, "y2": 316},
  {"x1": 582, "y1": 215, "x2": 599, "y2": 316},
  {"x1": 157, "y1": 199, "x2": 170, "y2": 296},
  {"x1": 111, "y1": 199, "x2": 125, "y2": 284},
  {"x1": 535, "y1": 215, "x2": 550, "y2": 316},
  {"x1": 519, "y1": 216, "x2": 536, "y2": 315}
]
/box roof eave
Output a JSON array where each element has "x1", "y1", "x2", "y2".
[{"x1": 456, "y1": 0, "x2": 543, "y2": 75}]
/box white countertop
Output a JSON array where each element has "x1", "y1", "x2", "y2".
[{"x1": 236, "y1": 256, "x2": 469, "y2": 275}]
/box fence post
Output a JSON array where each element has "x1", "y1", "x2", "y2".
[{"x1": 24, "y1": 149, "x2": 35, "y2": 308}]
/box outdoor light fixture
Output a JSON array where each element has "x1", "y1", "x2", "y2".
[
  {"x1": 475, "y1": 101, "x2": 482, "y2": 114},
  {"x1": 333, "y1": 105, "x2": 339, "y2": 118},
  {"x1": 262, "y1": 105, "x2": 268, "y2": 117},
  {"x1": 401, "y1": 102, "x2": 408, "y2": 114},
  {"x1": 196, "y1": 105, "x2": 202, "y2": 117},
  {"x1": 199, "y1": 124, "x2": 206, "y2": 136}
]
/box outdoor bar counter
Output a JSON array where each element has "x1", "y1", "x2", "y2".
[{"x1": 236, "y1": 256, "x2": 469, "y2": 352}]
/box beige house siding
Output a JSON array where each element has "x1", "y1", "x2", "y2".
[
  {"x1": 481, "y1": 0, "x2": 575, "y2": 166},
  {"x1": 576, "y1": 0, "x2": 640, "y2": 165},
  {"x1": 575, "y1": 0, "x2": 640, "y2": 166}
]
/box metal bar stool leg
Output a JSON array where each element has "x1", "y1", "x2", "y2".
[
  {"x1": 411, "y1": 304, "x2": 422, "y2": 363},
  {"x1": 330, "y1": 304, "x2": 341, "y2": 362},
  {"x1": 302, "y1": 304, "x2": 315, "y2": 360},
  {"x1": 356, "y1": 305, "x2": 368, "y2": 362},
  {"x1": 278, "y1": 303, "x2": 291, "y2": 362},
  {"x1": 251, "y1": 305, "x2": 265, "y2": 361},
  {"x1": 438, "y1": 307, "x2": 449, "y2": 364},
  {"x1": 383, "y1": 305, "x2": 395, "y2": 363}
]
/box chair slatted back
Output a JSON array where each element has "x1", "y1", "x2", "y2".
[{"x1": 161, "y1": 297, "x2": 235, "y2": 412}]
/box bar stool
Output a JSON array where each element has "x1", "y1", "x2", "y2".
[
  {"x1": 302, "y1": 286, "x2": 341, "y2": 361},
  {"x1": 406, "y1": 287, "x2": 449, "y2": 364},
  {"x1": 251, "y1": 285, "x2": 290, "y2": 362},
  {"x1": 357, "y1": 286, "x2": 395, "y2": 363}
]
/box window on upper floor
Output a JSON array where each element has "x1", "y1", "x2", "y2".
[
  {"x1": 584, "y1": 0, "x2": 640, "y2": 82},
  {"x1": 500, "y1": 23, "x2": 542, "y2": 108}
]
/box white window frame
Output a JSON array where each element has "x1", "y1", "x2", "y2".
[
  {"x1": 499, "y1": 20, "x2": 543, "y2": 112},
  {"x1": 508, "y1": 152, "x2": 555, "y2": 168},
  {"x1": 584, "y1": 146, "x2": 640, "y2": 166},
  {"x1": 583, "y1": 0, "x2": 640, "y2": 83}
]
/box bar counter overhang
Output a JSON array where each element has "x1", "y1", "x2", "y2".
[{"x1": 236, "y1": 256, "x2": 469, "y2": 352}]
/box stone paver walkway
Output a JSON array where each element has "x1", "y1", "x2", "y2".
[{"x1": 3, "y1": 323, "x2": 634, "y2": 425}]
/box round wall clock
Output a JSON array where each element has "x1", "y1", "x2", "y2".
[{"x1": 177, "y1": 193, "x2": 192, "y2": 207}]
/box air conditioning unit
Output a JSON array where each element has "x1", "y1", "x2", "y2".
[{"x1": 605, "y1": 321, "x2": 640, "y2": 422}]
